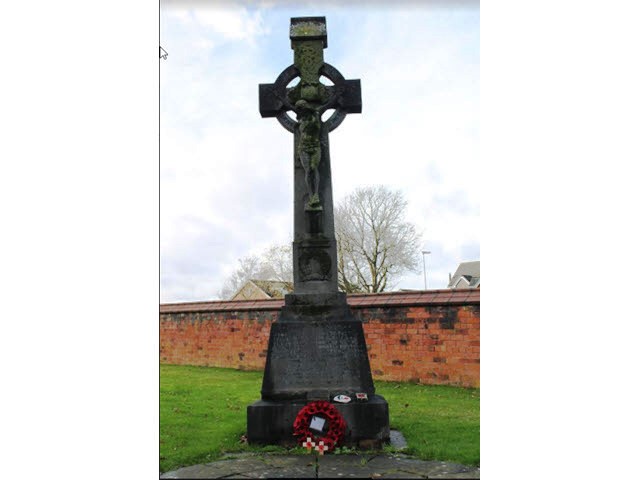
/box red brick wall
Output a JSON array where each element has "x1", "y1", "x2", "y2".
[{"x1": 160, "y1": 289, "x2": 479, "y2": 387}]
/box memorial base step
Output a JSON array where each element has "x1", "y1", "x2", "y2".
[{"x1": 247, "y1": 395, "x2": 390, "y2": 447}]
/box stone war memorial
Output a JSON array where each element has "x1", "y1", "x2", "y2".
[{"x1": 247, "y1": 17, "x2": 390, "y2": 451}]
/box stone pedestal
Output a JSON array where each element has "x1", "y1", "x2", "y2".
[
  {"x1": 247, "y1": 292, "x2": 389, "y2": 446},
  {"x1": 247, "y1": 293, "x2": 389, "y2": 446}
]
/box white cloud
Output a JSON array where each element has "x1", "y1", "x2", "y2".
[
  {"x1": 192, "y1": 37, "x2": 215, "y2": 50},
  {"x1": 194, "y1": 5, "x2": 268, "y2": 42},
  {"x1": 166, "y1": 8, "x2": 192, "y2": 24}
]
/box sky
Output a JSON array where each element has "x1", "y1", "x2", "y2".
[{"x1": 160, "y1": 0, "x2": 479, "y2": 302}]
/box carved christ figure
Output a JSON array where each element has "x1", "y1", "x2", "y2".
[{"x1": 295, "y1": 98, "x2": 323, "y2": 211}]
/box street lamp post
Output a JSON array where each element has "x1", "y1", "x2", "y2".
[{"x1": 422, "y1": 250, "x2": 431, "y2": 290}]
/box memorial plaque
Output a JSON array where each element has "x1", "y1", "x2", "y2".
[{"x1": 262, "y1": 320, "x2": 375, "y2": 399}]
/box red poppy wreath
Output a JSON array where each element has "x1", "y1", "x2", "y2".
[{"x1": 293, "y1": 401, "x2": 347, "y2": 453}]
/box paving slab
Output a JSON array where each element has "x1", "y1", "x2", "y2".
[
  {"x1": 318, "y1": 454, "x2": 422, "y2": 478},
  {"x1": 318, "y1": 454, "x2": 479, "y2": 479},
  {"x1": 388, "y1": 430, "x2": 408, "y2": 450},
  {"x1": 160, "y1": 457, "x2": 257, "y2": 479},
  {"x1": 161, "y1": 453, "x2": 479, "y2": 479},
  {"x1": 160, "y1": 455, "x2": 316, "y2": 479},
  {"x1": 366, "y1": 455, "x2": 479, "y2": 479},
  {"x1": 251, "y1": 455, "x2": 317, "y2": 478}
]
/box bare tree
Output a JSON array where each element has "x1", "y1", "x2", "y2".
[
  {"x1": 218, "y1": 244, "x2": 293, "y2": 299},
  {"x1": 335, "y1": 186, "x2": 421, "y2": 293},
  {"x1": 218, "y1": 255, "x2": 269, "y2": 299},
  {"x1": 261, "y1": 244, "x2": 293, "y2": 283},
  {"x1": 335, "y1": 217, "x2": 367, "y2": 294}
]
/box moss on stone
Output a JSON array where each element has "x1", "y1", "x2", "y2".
[{"x1": 290, "y1": 21, "x2": 325, "y2": 37}]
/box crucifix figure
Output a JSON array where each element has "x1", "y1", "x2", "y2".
[
  {"x1": 259, "y1": 17, "x2": 361, "y2": 293},
  {"x1": 296, "y1": 98, "x2": 323, "y2": 210}
]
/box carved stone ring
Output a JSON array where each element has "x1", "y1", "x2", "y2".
[{"x1": 259, "y1": 63, "x2": 361, "y2": 133}]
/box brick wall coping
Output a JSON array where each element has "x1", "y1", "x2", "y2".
[{"x1": 160, "y1": 288, "x2": 479, "y2": 314}]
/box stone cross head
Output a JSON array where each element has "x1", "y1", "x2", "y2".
[{"x1": 259, "y1": 17, "x2": 362, "y2": 134}]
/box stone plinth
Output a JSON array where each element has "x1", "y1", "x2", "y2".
[{"x1": 247, "y1": 292, "x2": 389, "y2": 446}]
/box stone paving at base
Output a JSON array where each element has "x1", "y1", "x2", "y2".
[{"x1": 160, "y1": 453, "x2": 480, "y2": 479}]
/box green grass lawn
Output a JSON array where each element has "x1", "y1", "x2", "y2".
[{"x1": 160, "y1": 364, "x2": 479, "y2": 473}]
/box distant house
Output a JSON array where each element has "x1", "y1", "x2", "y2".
[
  {"x1": 448, "y1": 261, "x2": 480, "y2": 289},
  {"x1": 231, "y1": 279, "x2": 294, "y2": 301}
]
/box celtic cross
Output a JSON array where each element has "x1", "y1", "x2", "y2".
[{"x1": 259, "y1": 17, "x2": 361, "y2": 294}]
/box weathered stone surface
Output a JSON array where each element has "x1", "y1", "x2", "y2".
[
  {"x1": 160, "y1": 455, "x2": 316, "y2": 479},
  {"x1": 318, "y1": 455, "x2": 426, "y2": 478},
  {"x1": 258, "y1": 16, "x2": 362, "y2": 295},
  {"x1": 365, "y1": 455, "x2": 480, "y2": 479},
  {"x1": 389, "y1": 430, "x2": 408, "y2": 450},
  {"x1": 161, "y1": 454, "x2": 480, "y2": 479},
  {"x1": 260, "y1": 316, "x2": 375, "y2": 400}
]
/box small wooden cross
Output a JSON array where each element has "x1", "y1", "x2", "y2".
[
  {"x1": 315, "y1": 440, "x2": 329, "y2": 455},
  {"x1": 302, "y1": 437, "x2": 316, "y2": 452}
]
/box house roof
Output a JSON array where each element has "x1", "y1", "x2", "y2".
[
  {"x1": 247, "y1": 279, "x2": 293, "y2": 299},
  {"x1": 448, "y1": 261, "x2": 480, "y2": 288}
]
